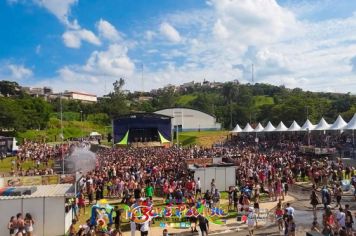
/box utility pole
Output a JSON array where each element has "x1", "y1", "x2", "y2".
[
  {"x1": 60, "y1": 93, "x2": 64, "y2": 174},
  {"x1": 80, "y1": 110, "x2": 83, "y2": 141},
  {"x1": 230, "y1": 98, "x2": 233, "y2": 130},
  {"x1": 141, "y1": 63, "x2": 144, "y2": 93},
  {"x1": 251, "y1": 64, "x2": 254, "y2": 84}
]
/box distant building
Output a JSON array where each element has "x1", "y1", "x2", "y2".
[
  {"x1": 138, "y1": 96, "x2": 153, "y2": 102},
  {"x1": 154, "y1": 107, "x2": 221, "y2": 131},
  {"x1": 20, "y1": 86, "x2": 53, "y2": 99},
  {"x1": 63, "y1": 91, "x2": 97, "y2": 103}
]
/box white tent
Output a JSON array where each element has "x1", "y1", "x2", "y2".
[
  {"x1": 288, "y1": 120, "x2": 301, "y2": 131},
  {"x1": 344, "y1": 113, "x2": 356, "y2": 130},
  {"x1": 301, "y1": 119, "x2": 316, "y2": 131},
  {"x1": 263, "y1": 121, "x2": 276, "y2": 132},
  {"x1": 231, "y1": 124, "x2": 243, "y2": 133},
  {"x1": 275, "y1": 121, "x2": 288, "y2": 132},
  {"x1": 242, "y1": 123, "x2": 254, "y2": 132},
  {"x1": 254, "y1": 123, "x2": 265, "y2": 132},
  {"x1": 314, "y1": 117, "x2": 331, "y2": 130},
  {"x1": 329, "y1": 115, "x2": 347, "y2": 130},
  {"x1": 89, "y1": 131, "x2": 101, "y2": 136}
]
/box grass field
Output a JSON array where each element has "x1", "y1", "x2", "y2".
[
  {"x1": 0, "y1": 156, "x2": 54, "y2": 174},
  {"x1": 177, "y1": 130, "x2": 229, "y2": 147},
  {"x1": 176, "y1": 95, "x2": 198, "y2": 106},
  {"x1": 17, "y1": 118, "x2": 110, "y2": 143}
]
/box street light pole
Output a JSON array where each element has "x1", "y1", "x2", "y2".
[{"x1": 80, "y1": 110, "x2": 83, "y2": 141}]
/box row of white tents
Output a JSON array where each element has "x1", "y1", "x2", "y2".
[{"x1": 231, "y1": 113, "x2": 356, "y2": 133}]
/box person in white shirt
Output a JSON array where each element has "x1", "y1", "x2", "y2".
[
  {"x1": 140, "y1": 220, "x2": 150, "y2": 236},
  {"x1": 130, "y1": 219, "x2": 136, "y2": 236},
  {"x1": 247, "y1": 207, "x2": 257, "y2": 236},
  {"x1": 336, "y1": 207, "x2": 346, "y2": 229},
  {"x1": 285, "y1": 203, "x2": 295, "y2": 217},
  {"x1": 195, "y1": 177, "x2": 202, "y2": 198}
]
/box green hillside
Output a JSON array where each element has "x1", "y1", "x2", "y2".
[
  {"x1": 253, "y1": 95, "x2": 274, "y2": 107},
  {"x1": 176, "y1": 94, "x2": 198, "y2": 106}
]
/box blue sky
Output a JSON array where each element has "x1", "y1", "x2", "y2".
[{"x1": 1, "y1": 0, "x2": 356, "y2": 95}]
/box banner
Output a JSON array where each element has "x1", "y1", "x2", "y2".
[
  {"x1": 185, "y1": 158, "x2": 213, "y2": 166},
  {"x1": 42, "y1": 175, "x2": 60, "y2": 185},
  {"x1": 2, "y1": 175, "x2": 60, "y2": 187},
  {"x1": 300, "y1": 146, "x2": 336, "y2": 155}
]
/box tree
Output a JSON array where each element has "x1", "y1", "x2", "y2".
[
  {"x1": 0, "y1": 80, "x2": 22, "y2": 96},
  {"x1": 113, "y1": 78, "x2": 125, "y2": 96}
]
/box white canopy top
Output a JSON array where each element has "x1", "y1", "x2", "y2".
[
  {"x1": 263, "y1": 121, "x2": 276, "y2": 132},
  {"x1": 275, "y1": 121, "x2": 288, "y2": 132},
  {"x1": 231, "y1": 124, "x2": 243, "y2": 133},
  {"x1": 242, "y1": 123, "x2": 254, "y2": 132},
  {"x1": 301, "y1": 119, "x2": 316, "y2": 131},
  {"x1": 344, "y1": 113, "x2": 356, "y2": 130},
  {"x1": 90, "y1": 131, "x2": 101, "y2": 136},
  {"x1": 329, "y1": 115, "x2": 347, "y2": 130},
  {"x1": 314, "y1": 117, "x2": 331, "y2": 130},
  {"x1": 288, "y1": 120, "x2": 301, "y2": 131},
  {"x1": 254, "y1": 123, "x2": 265, "y2": 132}
]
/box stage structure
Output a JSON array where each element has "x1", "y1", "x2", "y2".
[{"x1": 113, "y1": 113, "x2": 172, "y2": 146}]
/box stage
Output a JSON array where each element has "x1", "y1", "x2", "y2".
[{"x1": 113, "y1": 113, "x2": 172, "y2": 146}]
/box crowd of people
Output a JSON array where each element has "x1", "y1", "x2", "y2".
[
  {"x1": 67, "y1": 135, "x2": 355, "y2": 235},
  {"x1": 4, "y1": 141, "x2": 70, "y2": 177},
  {"x1": 7, "y1": 213, "x2": 34, "y2": 236},
  {"x1": 2, "y1": 134, "x2": 356, "y2": 235}
]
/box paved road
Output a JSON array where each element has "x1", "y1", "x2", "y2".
[{"x1": 177, "y1": 184, "x2": 356, "y2": 236}]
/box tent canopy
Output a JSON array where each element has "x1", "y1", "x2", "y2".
[
  {"x1": 344, "y1": 113, "x2": 356, "y2": 130},
  {"x1": 231, "y1": 124, "x2": 243, "y2": 133},
  {"x1": 301, "y1": 119, "x2": 316, "y2": 131},
  {"x1": 314, "y1": 117, "x2": 331, "y2": 131},
  {"x1": 288, "y1": 120, "x2": 301, "y2": 132},
  {"x1": 242, "y1": 123, "x2": 254, "y2": 132},
  {"x1": 263, "y1": 122, "x2": 275, "y2": 132},
  {"x1": 275, "y1": 121, "x2": 288, "y2": 132},
  {"x1": 90, "y1": 131, "x2": 101, "y2": 136},
  {"x1": 254, "y1": 123, "x2": 264, "y2": 132},
  {"x1": 330, "y1": 115, "x2": 347, "y2": 130}
]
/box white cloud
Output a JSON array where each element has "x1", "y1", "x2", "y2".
[
  {"x1": 350, "y1": 56, "x2": 356, "y2": 72},
  {"x1": 145, "y1": 30, "x2": 156, "y2": 41},
  {"x1": 55, "y1": 43, "x2": 135, "y2": 93},
  {"x1": 83, "y1": 44, "x2": 135, "y2": 77},
  {"x1": 213, "y1": 19, "x2": 229, "y2": 39},
  {"x1": 159, "y1": 22, "x2": 182, "y2": 43},
  {"x1": 62, "y1": 29, "x2": 101, "y2": 48},
  {"x1": 34, "y1": 0, "x2": 79, "y2": 29},
  {"x1": 7, "y1": 64, "x2": 33, "y2": 80},
  {"x1": 96, "y1": 19, "x2": 121, "y2": 42}
]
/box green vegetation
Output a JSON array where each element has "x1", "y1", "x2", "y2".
[
  {"x1": 1, "y1": 79, "x2": 356, "y2": 144},
  {"x1": 17, "y1": 118, "x2": 110, "y2": 142},
  {"x1": 176, "y1": 94, "x2": 198, "y2": 106},
  {"x1": 0, "y1": 156, "x2": 54, "y2": 174},
  {"x1": 177, "y1": 131, "x2": 229, "y2": 147},
  {"x1": 252, "y1": 95, "x2": 274, "y2": 107}
]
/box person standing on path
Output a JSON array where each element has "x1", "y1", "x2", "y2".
[
  {"x1": 310, "y1": 190, "x2": 320, "y2": 219},
  {"x1": 247, "y1": 207, "x2": 257, "y2": 236},
  {"x1": 198, "y1": 214, "x2": 209, "y2": 236}
]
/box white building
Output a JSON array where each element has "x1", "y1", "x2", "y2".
[
  {"x1": 0, "y1": 184, "x2": 74, "y2": 236},
  {"x1": 154, "y1": 107, "x2": 221, "y2": 131},
  {"x1": 63, "y1": 91, "x2": 97, "y2": 103}
]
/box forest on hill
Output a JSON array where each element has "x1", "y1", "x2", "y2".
[{"x1": 0, "y1": 79, "x2": 355, "y2": 139}]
